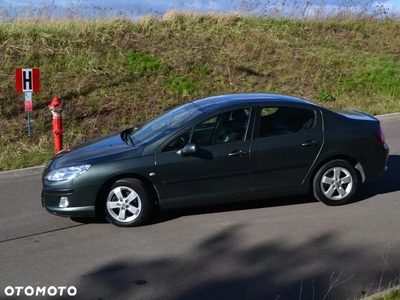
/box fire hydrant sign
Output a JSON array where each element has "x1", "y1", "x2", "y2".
[
  {"x1": 15, "y1": 68, "x2": 39, "y2": 137},
  {"x1": 25, "y1": 92, "x2": 32, "y2": 111},
  {"x1": 15, "y1": 68, "x2": 40, "y2": 92}
]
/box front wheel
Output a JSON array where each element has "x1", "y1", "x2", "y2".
[
  {"x1": 105, "y1": 178, "x2": 152, "y2": 227},
  {"x1": 313, "y1": 159, "x2": 358, "y2": 206}
]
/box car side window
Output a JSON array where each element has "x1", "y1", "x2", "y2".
[
  {"x1": 193, "y1": 108, "x2": 250, "y2": 146},
  {"x1": 162, "y1": 108, "x2": 250, "y2": 152},
  {"x1": 162, "y1": 129, "x2": 192, "y2": 152},
  {"x1": 258, "y1": 106, "x2": 315, "y2": 138}
]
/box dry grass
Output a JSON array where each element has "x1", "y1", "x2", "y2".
[{"x1": 1, "y1": 2, "x2": 400, "y2": 170}]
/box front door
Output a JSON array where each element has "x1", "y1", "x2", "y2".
[{"x1": 155, "y1": 108, "x2": 252, "y2": 207}]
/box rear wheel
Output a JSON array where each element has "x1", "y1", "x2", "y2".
[
  {"x1": 105, "y1": 178, "x2": 152, "y2": 227},
  {"x1": 313, "y1": 159, "x2": 358, "y2": 206}
]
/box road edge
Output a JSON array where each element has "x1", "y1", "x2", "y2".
[
  {"x1": 375, "y1": 112, "x2": 400, "y2": 121},
  {"x1": 0, "y1": 165, "x2": 45, "y2": 181},
  {"x1": 1, "y1": 112, "x2": 399, "y2": 180}
]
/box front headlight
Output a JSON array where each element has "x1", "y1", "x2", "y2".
[{"x1": 45, "y1": 165, "x2": 91, "y2": 182}]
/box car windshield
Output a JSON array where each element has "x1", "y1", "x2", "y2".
[{"x1": 130, "y1": 103, "x2": 202, "y2": 146}]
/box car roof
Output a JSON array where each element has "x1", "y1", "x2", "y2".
[{"x1": 191, "y1": 93, "x2": 318, "y2": 111}]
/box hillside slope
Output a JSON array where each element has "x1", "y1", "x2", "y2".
[{"x1": 1, "y1": 13, "x2": 400, "y2": 170}]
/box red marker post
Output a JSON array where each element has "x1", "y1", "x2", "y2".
[
  {"x1": 48, "y1": 97, "x2": 64, "y2": 153},
  {"x1": 15, "y1": 68, "x2": 40, "y2": 136}
]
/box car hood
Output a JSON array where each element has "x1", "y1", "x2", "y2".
[{"x1": 48, "y1": 132, "x2": 144, "y2": 170}]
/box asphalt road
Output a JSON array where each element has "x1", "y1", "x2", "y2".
[{"x1": 0, "y1": 117, "x2": 399, "y2": 300}]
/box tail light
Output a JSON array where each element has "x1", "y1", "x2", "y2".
[{"x1": 373, "y1": 127, "x2": 385, "y2": 145}]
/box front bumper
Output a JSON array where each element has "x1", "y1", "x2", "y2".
[
  {"x1": 44, "y1": 205, "x2": 96, "y2": 217},
  {"x1": 41, "y1": 184, "x2": 98, "y2": 218}
]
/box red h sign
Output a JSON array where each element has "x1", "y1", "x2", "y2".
[{"x1": 15, "y1": 68, "x2": 40, "y2": 92}]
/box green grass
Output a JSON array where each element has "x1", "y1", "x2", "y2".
[
  {"x1": 1, "y1": 13, "x2": 400, "y2": 170},
  {"x1": 364, "y1": 286, "x2": 400, "y2": 300},
  {"x1": 126, "y1": 51, "x2": 169, "y2": 74}
]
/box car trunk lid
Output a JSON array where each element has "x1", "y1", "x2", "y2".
[{"x1": 336, "y1": 109, "x2": 378, "y2": 122}]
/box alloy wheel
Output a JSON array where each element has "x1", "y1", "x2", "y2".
[
  {"x1": 106, "y1": 186, "x2": 142, "y2": 223},
  {"x1": 320, "y1": 167, "x2": 353, "y2": 201}
]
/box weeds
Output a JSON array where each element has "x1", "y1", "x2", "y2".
[
  {"x1": 126, "y1": 51, "x2": 169, "y2": 74},
  {"x1": 317, "y1": 90, "x2": 336, "y2": 102},
  {"x1": 167, "y1": 76, "x2": 197, "y2": 96},
  {"x1": 0, "y1": 2, "x2": 400, "y2": 170}
]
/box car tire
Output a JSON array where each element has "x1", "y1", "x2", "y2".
[
  {"x1": 105, "y1": 178, "x2": 152, "y2": 227},
  {"x1": 313, "y1": 159, "x2": 358, "y2": 206}
]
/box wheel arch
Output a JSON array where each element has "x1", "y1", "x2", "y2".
[
  {"x1": 308, "y1": 155, "x2": 364, "y2": 190},
  {"x1": 95, "y1": 173, "x2": 160, "y2": 217}
]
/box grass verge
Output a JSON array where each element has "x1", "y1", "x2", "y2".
[
  {"x1": 1, "y1": 13, "x2": 400, "y2": 170},
  {"x1": 364, "y1": 285, "x2": 400, "y2": 300}
]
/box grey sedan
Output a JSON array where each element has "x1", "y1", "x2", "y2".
[{"x1": 41, "y1": 94, "x2": 389, "y2": 227}]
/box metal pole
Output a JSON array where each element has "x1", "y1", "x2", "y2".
[{"x1": 27, "y1": 111, "x2": 31, "y2": 137}]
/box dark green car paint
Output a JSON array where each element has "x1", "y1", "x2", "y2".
[{"x1": 41, "y1": 93, "x2": 389, "y2": 218}]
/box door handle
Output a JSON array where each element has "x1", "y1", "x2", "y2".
[
  {"x1": 302, "y1": 140, "x2": 318, "y2": 147},
  {"x1": 229, "y1": 150, "x2": 247, "y2": 157}
]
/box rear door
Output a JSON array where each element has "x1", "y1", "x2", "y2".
[{"x1": 250, "y1": 105, "x2": 323, "y2": 191}]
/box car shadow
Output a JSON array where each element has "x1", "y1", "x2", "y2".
[
  {"x1": 70, "y1": 216, "x2": 108, "y2": 224},
  {"x1": 70, "y1": 194, "x2": 317, "y2": 226},
  {"x1": 353, "y1": 154, "x2": 400, "y2": 202},
  {"x1": 147, "y1": 194, "x2": 318, "y2": 226}
]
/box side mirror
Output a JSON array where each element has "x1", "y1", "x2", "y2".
[{"x1": 176, "y1": 143, "x2": 197, "y2": 157}]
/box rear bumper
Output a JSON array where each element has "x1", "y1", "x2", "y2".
[
  {"x1": 364, "y1": 143, "x2": 389, "y2": 182},
  {"x1": 367, "y1": 165, "x2": 388, "y2": 182}
]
